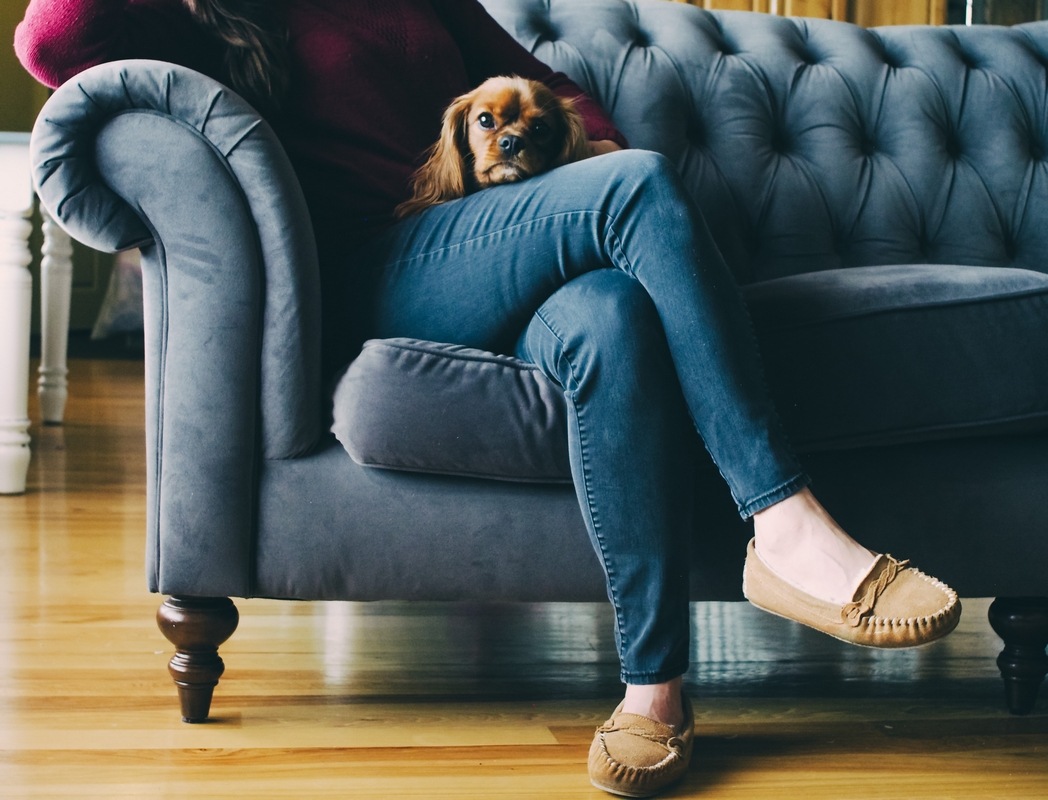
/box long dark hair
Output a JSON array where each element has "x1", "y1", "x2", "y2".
[{"x1": 183, "y1": 0, "x2": 289, "y2": 114}]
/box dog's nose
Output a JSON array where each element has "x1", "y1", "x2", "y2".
[{"x1": 498, "y1": 135, "x2": 525, "y2": 156}]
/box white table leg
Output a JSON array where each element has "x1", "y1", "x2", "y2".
[
  {"x1": 0, "y1": 200, "x2": 33, "y2": 495},
  {"x1": 38, "y1": 208, "x2": 73, "y2": 425}
]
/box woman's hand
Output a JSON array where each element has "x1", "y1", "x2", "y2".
[{"x1": 589, "y1": 139, "x2": 624, "y2": 157}]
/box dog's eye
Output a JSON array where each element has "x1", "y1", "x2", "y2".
[
  {"x1": 478, "y1": 112, "x2": 495, "y2": 129},
  {"x1": 531, "y1": 119, "x2": 551, "y2": 139}
]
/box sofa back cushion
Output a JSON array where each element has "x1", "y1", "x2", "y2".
[{"x1": 483, "y1": 0, "x2": 1048, "y2": 284}]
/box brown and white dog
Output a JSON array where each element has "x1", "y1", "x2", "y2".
[{"x1": 395, "y1": 75, "x2": 590, "y2": 218}]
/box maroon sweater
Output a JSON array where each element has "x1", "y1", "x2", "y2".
[{"x1": 15, "y1": 0, "x2": 627, "y2": 241}]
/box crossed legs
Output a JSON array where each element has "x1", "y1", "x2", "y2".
[{"x1": 356, "y1": 149, "x2": 957, "y2": 794}]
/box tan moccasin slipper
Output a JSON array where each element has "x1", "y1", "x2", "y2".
[
  {"x1": 743, "y1": 538, "x2": 961, "y2": 648},
  {"x1": 588, "y1": 695, "x2": 694, "y2": 798}
]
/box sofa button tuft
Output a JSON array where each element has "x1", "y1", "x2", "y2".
[
  {"x1": 528, "y1": 15, "x2": 557, "y2": 43},
  {"x1": 770, "y1": 127, "x2": 792, "y2": 155},
  {"x1": 1002, "y1": 234, "x2": 1018, "y2": 261},
  {"x1": 957, "y1": 49, "x2": 980, "y2": 70},
  {"x1": 881, "y1": 51, "x2": 902, "y2": 70},
  {"x1": 796, "y1": 47, "x2": 820, "y2": 67},
  {"x1": 687, "y1": 118, "x2": 706, "y2": 148}
]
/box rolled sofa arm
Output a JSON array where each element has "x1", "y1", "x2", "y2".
[{"x1": 31, "y1": 60, "x2": 323, "y2": 596}]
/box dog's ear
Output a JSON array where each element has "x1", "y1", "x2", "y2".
[
  {"x1": 395, "y1": 92, "x2": 475, "y2": 218},
  {"x1": 556, "y1": 98, "x2": 591, "y2": 166}
]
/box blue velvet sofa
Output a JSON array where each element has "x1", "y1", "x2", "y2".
[{"x1": 29, "y1": 0, "x2": 1048, "y2": 720}]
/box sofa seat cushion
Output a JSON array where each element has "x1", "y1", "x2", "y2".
[
  {"x1": 748, "y1": 264, "x2": 1048, "y2": 451},
  {"x1": 332, "y1": 264, "x2": 1048, "y2": 480}
]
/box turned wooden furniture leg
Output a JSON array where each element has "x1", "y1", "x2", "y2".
[
  {"x1": 37, "y1": 207, "x2": 73, "y2": 425},
  {"x1": 0, "y1": 133, "x2": 34, "y2": 495},
  {"x1": 988, "y1": 597, "x2": 1048, "y2": 716},
  {"x1": 156, "y1": 597, "x2": 239, "y2": 723}
]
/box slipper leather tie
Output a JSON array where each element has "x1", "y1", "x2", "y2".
[
  {"x1": 742, "y1": 538, "x2": 961, "y2": 648},
  {"x1": 588, "y1": 696, "x2": 694, "y2": 797}
]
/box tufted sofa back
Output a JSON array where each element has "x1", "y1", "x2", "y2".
[{"x1": 484, "y1": 0, "x2": 1048, "y2": 284}]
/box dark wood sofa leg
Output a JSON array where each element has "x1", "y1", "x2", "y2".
[
  {"x1": 156, "y1": 596, "x2": 240, "y2": 723},
  {"x1": 987, "y1": 597, "x2": 1048, "y2": 715}
]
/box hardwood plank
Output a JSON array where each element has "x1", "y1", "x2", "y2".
[{"x1": 0, "y1": 359, "x2": 1044, "y2": 798}]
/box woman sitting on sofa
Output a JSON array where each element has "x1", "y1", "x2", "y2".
[{"x1": 15, "y1": 0, "x2": 961, "y2": 796}]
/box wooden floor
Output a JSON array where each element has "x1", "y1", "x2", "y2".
[{"x1": 1, "y1": 359, "x2": 1045, "y2": 798}]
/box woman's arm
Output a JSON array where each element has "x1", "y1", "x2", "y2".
[
  {"x1": 16, "y1": 0, "x2": 216, "y2": 87},
  {"x1": 431, "y1": 0, "x2": 629, "y2": 150}
]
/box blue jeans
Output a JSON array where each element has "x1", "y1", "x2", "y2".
[{"x1": 354, "y1": 150, "x2": 809, "y2": 684}]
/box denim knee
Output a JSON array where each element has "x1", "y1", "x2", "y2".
[
  {"x1": 601, "y1": 149, "x2": 677, "y2": 185},
  {"x1": 526, "y1": 269, "x2": 668, "y2": 390},
  {"x1": 596, "y1": 150, "x2": 687, "y2": 213}
]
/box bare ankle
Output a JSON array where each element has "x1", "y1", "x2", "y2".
[
  {"x1": 622, "y1": 677, "x2": 685, "y2": 729},
  {"x1": 751, "y1": 489, "x2": 877, "y2": 604}
]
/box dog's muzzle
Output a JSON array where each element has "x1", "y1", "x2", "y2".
[{"x1": 498, "y1": 134, "x2": 525, "y2": 156}]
